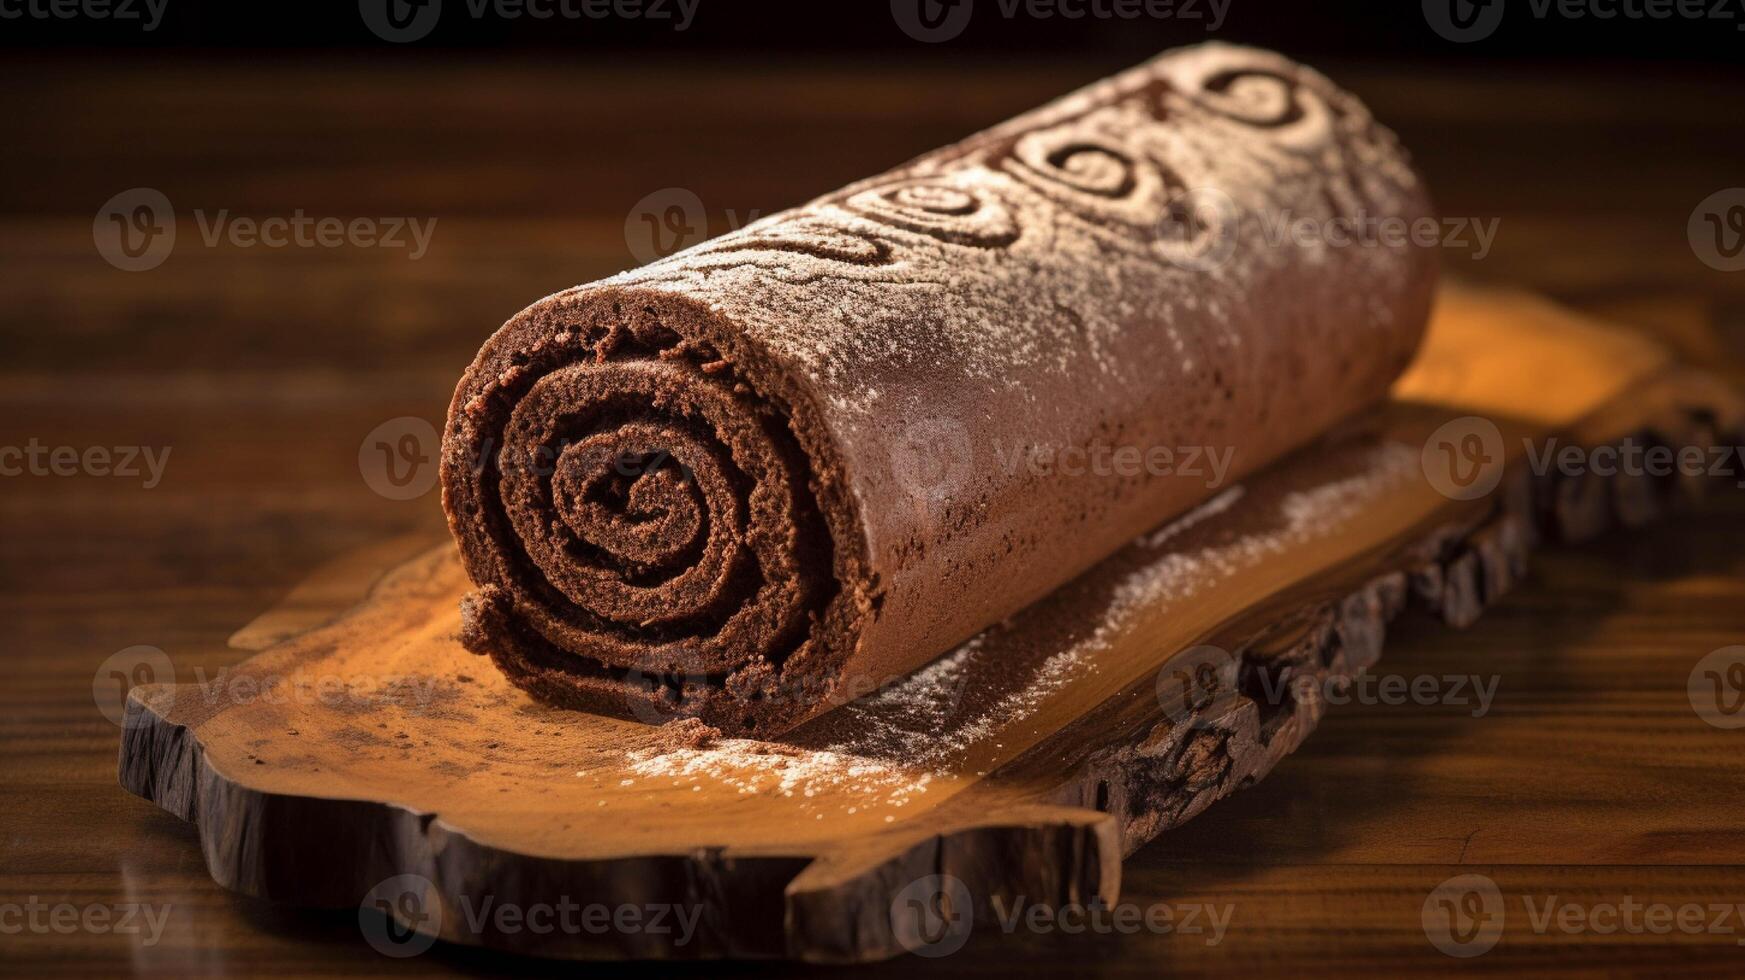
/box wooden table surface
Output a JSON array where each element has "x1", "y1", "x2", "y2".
[{"x1": 3, "y1": 52, "x2": 1744, "y2": 976}]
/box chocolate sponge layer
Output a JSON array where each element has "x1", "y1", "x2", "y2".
[{"x1": 441, "y1": 43, "x2": 1438, "y2": 735}]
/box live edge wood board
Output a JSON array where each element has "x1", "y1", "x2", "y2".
[{"x1": 117, "y1": 286, "x2": 1745, "y2": 963}]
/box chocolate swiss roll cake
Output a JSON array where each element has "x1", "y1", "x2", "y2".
[{"x1": 442, "y1": 42, "x2": 1438, "y2": 736}]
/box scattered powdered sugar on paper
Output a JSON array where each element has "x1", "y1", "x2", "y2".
[
  {"x1": 828, "y1": 635, "x2": 982, "y2": 759},
  {"x1": 1144, "y1": 485, "x2": 1247, "y2": 548},
  {"x1": 829, "y1": 638, "x2": 1089, "y2": 771},
  {"x1": 615, "y1": 643, "x2": 976, "y2": 812},
  {"x1": 1110, "y1": 443, "x2": 1417, "y2": 614},
  {"x1": 623, "y1": 740, "x2": 935, "y2": 811},
  {"x1": 614, "y1": 442, "x2": 1417, "y2": 808}
]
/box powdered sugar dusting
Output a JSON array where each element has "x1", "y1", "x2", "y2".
[
  {"x1": 1145, "y1": 485, "x2": 1247, "y2": 547},
  {"x1": 831, "y1": 638, "x2": 1091, "y2": 771},
  {"x1": 828, "y1": 635, "x2": 983, "y2": 760},
  {"x1": 614, "y1": 443, "x2": 1418, "y2": 808},
  {"x1": 623, "y1": 740, "x2": 935, "y2": 811},
  {"x1": 1111, "y1": 443, "x2": 1418, "y2": 613},
  {"x1": 606, "y1": 42, "x2": 1428, "y2": 425}
]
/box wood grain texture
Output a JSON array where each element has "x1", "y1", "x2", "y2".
[
  {"x1": 113, "y1": 288, "x2": 1745, "y2": 962},
  {"x1": 5, "y1": 54, "x2": 1745, "y2": 977}
]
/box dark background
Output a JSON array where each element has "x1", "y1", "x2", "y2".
[
  {"x1": 5, "y1": 0, "x2": 1741, "y2": 378},
  {"x1": 4, "y1": 0, "x2": 1743, "y2": 63},
  {"x1": 5, "y1": 2, "x2": 1745, "y2": 976}
]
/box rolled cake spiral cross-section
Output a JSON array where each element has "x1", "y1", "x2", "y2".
[{"x1": 442, "y1": 42, "x2": 1438, "y2": 736}]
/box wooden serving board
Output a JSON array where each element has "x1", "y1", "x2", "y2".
[{"x1": 118, "y1": 286, "x2": 1744, "y2": 963}]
